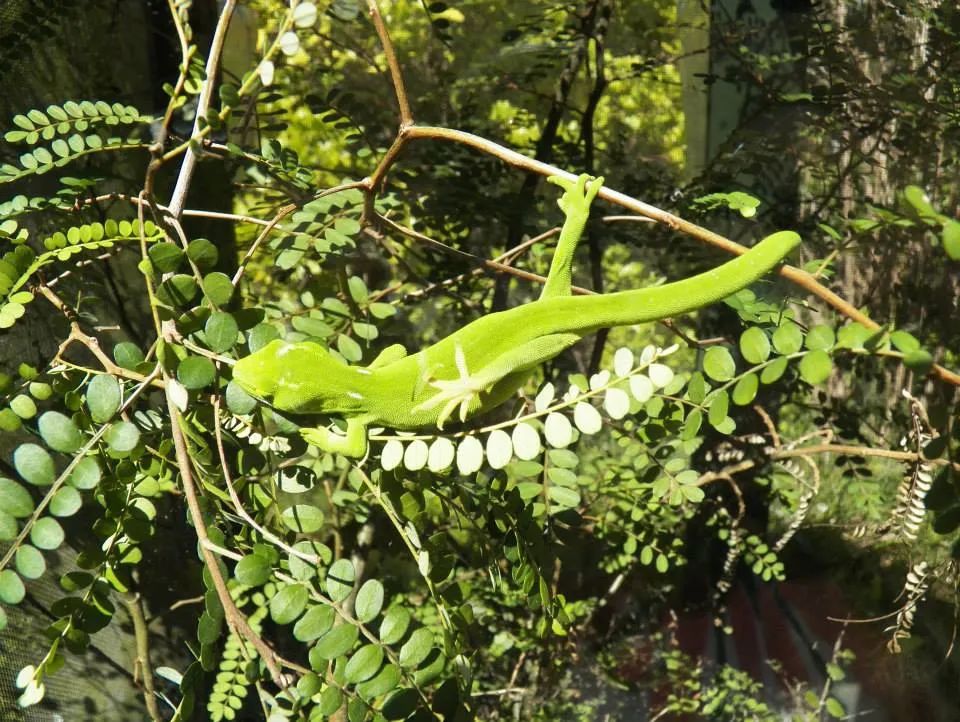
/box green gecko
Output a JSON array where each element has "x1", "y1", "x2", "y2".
[{"x1": 232, "y1": 174, "x2": 800, "y2": 458}]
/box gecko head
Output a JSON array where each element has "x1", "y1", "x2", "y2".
[{"x1": 232, "y1": 339, "x2": 355, "y2": 414}]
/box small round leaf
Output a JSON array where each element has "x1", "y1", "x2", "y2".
[
  {"x1": 485, "y1": 429, "x2": 513, "y2": 469},
  {"x1": 427, "y1": 438, "x2": 455, "y2": 472},
  {"x1": 379, "y1": 607, "x2": 411, "y2": 645},
  {"x1": 67, "y1": 457, "x2": 101, "y2": 490},
  {"x1": 0, "y1": 570, "x2": 25, "y2": 604},
  {"x1": 294, "y1": 604, "x2": 336, "y2": 642},
  {"x1": 15, "y1": 545, "x2": 45, "y2": 579},
  {"x1": 177, "y1": 356, "x2": 216, "y2": 390},
  {"x1": 402, "y1": 440, "x2": 428, "y2": 471},
  {"x1": 30, "y1": 517, "x2": 64, "y2": 549},
  {"x1": 739, "y1": 327, "x2": 771, "y2": 364},
  {"x1": 38, "y1": 411, "x2": 83, "y2": 453},
  {"x1": 355, "y1": 580, "x2": 385, "y2": 623},
  {"x1": 270, "y1": 583, "x2": 308, "y2": 625},
  {"x1": 49, "y1": 486, "x2": 82, "y2": 517},
  {"x1": 87, "y1": 374, "x2": 121, "y2": 422},
  {"x1": 512, "y1": 422, "x2": 541, "y2": 459},
  {"x1": 573, "y1": 403, "x2": 602, "y2": 435},
  {"x1": 344, "y1": 644, "x2": 384, "y2": 684},
  {"x1": 14, "y1": 444, "x2": 55, "y2": 486},
  {"x1": 281, "y1": 504, "x2": 325, "y2": 533},
  {"x1": 204, "y1": 312, "x2": 239, "y2": 352},
  {"x1": 732, "y1": 373, "x2": 759, "y2": 406},
  {"x1": 455, "y1": 436, "x2": 483, "y2": 475},
  {"x1": 799, "y1": 350, "x2": 833, "y2": 385},
  {"x1": 398, "y1": 628, "x2": 433, "y2": 668},
  {"x1": 0, "y1": 478, "x2": 34, "y2": 517},
  {"x1": 235, "y1": 554, "x2": 272, "y2": 586},
  {"x1": 105, "y1": 421, "x2": 140, "y2": 452},
  {"x1": 311, "y1": 623, "x2": 359, "y2": 662},
  {"x1": 703, "y1": 347, "x2": 736, "y2": 382},
  {"x1": 326, "y1": 559, "x2": 355, "y2": 603}
]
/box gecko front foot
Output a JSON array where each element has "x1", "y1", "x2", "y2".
[{"x1": 412, "y1": 344, "x2": 487, "y2": 429}]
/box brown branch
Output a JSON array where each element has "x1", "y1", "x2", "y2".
[
  {"x1": 363, "y1": 124, "x2": 960, "y2": 386},
  {"x1": 123, "y1": 592, "x2": 163, "y2": 722},
  {"x1": 168, "y1": 0, "x2": 238, "y2": 218},
  {"x1": 161, "y1": 322, "x2": 285, "y2": 687},
  {"x1": 366, "y1": 0, "x2": 412, "y2": 127},
  {"x1": 773, "y1": 443, "x2": 960, "y2": 472}
]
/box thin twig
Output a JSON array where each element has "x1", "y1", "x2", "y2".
[
  {"x1": 161, "y1": 321, "x2": 285, "y2": 687},
  {"x1": 123, "y1": 592, "x2": 164, "y2": 722},
  {"x1": 168, "y1": 0, "x2": 238, "y2": 218},
  {"x1": 366, "y1": 0, "x2": 412, "y2": 127},
  {"x1": 363, "y1": 124, "x2": 960, "y2": 386}
]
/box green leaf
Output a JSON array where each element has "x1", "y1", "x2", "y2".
[
  {"x1": 197, "y1": 612, "x2": 221, "y2": 645},
  {"x1": 732, "y1": 373, "x2": 759, "y2": 405},
  {"x1": 186, "y1": 238, "x2": 218, "y2": 271},
  {"x1": 707, "y1": 392, "x2": 729, "y2": 429},
  {"x1": 104, "y1": 421, "x2": 141, "y2": 452},
  {"x1": 67, "y1": 457, "x2": 101, "y2": 490},
  {"x1": 15, "y1": 545, "x2": 46, "y2": 579},
  {"x1": 799, "y1": 350, "x2": 833, "y2": 385},
  {"x1": 347, "y1": 275, "x2": 368, "y2": 303},
  {"x1": 836, "y1": 323, "x2": 872, "y2": 350},
  {"x1": 337, "y1": 333, "x2": 363, "y2": 362},
  {"x1": 113, "y1": 342, "x2": 145, "y2": 370},
  {"x1": 291, "y1": 315, "x2": 333, "y2": 338},
  {"x1": 37, "y1": 411, "x2": 83, "y2": 453},
  {"x1": 156, "y1": 274, "x2": 198, "y2": 306},
  {"x1": 357, "y1": 663, "x2": 401, "y2": 699},
  {"x1": 177, "y1": 356, "x2": 216, "y2": 389},
  {"x1": 344, "y1": 644, "x2": 384, "y2": 684},
  {"x1": 772, "y1": 322, "x2": 803, "y2": 355},
  {"x1": 10, "y1": 395, "x2": 37, "y2": 419},
  {"x1": 398, "y1": 628, "x2": 433, "y2": 668},
  {"x1": 147, "y1": 242, "x2": 184, "y2": 273},
  {"x1": 903, "y1": 185, "x2": 937, "y2": 220},
  {"x1": 739, "y1": 327, "x2": 770, "y2": 364},
  {"x1": 311, "y1": 624, "x2": 359, "y2": 662},
  {"x1": 270, "y1": 583, "x2": 309, "y2": 625},
  {"x1": 381, "y1": 688, "x2": 418, "y2": 720},
  {"x1": 825, "y1": 697, "x2": 845, "y2": 718},
  {"x1": 379, "y1": 607, "x2": 411, "y2": 645},
  {"x1": 890, "y1": 330, "x2": 920, "y2": 353},
  {"x1": 294, "y1": 604, "x2": 336, "y2": 642},
  {"x1": 703, "y1": 347, "x2": 736, "y2": 381},
  {"x1": 0, "y1": 478, "x2": 35, "y2": 517},
  {"x1": 235, "y1": 554, "x2": 272, "y2": 586},
  {"x1": 86, "y1": 374, "x2": 121, "y2": 422},
  {"x1": 943, "y1": 219, "x2": 960, "y2": 260},
  {"x1": 761, "y1": 356, "x2": 789, "y2": 384},
  {"x1": 204, "y1": 312, "x2": 239, "y2": 352},
  {"x1": 547, "y1": 486, "x2": 580, "y2": 508},
  {"x1": 281, "y1": 504, "x2": 325, "y2": 533},
  {"x1": 14, "y1": 444, "x2": 55, "y2": 486},
  {"x1": 326, "y1": 559, "x2": 355, "y2": 603},
  {"x1": 49, "y1": 487, "x2": 82, "y2": 517},
  {"x1": 355, "y1": 579, "x2": 385, "y2": 623},
  {"x1": 201, "y1": 272, "x2": 234, "y2": 305},
  {"x1": 225, "y1": 380, "x2": 257, "y2": 415},
  {"x1": 0, "y1": 570, "x2": 25, "y2": 604},
  {"x1": 30, "y1": 517, "x2": 64, "y2": 549},
  {"x1": 0, "y1": 409, "x2": 22, "y2": 432},
  {"x1": 805, "y1": 324, "x2": 835, "y2": 351},
  {"x1": 0, "y1": 512, "x2": 15, "y2": 541}
]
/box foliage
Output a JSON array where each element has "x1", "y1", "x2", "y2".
[{"x1": 2, "y1": 1, "x2": 960, "y2": 720}]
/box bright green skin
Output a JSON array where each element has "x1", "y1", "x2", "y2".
[{"x1": 233, "y1": 175, "x2": 800, "y2": 457}]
